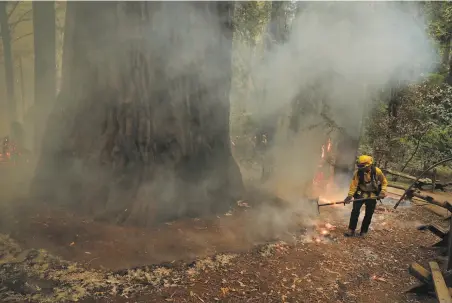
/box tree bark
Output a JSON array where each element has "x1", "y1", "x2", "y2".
[
  {"x1": 259, "y1": 1, "x2": 286, "y2": 182},
  {"x1": 267, "y1": 2, "x2": 286, "y2": 46},
  {"x1": 19, "y1": 56, "x2": 25, "y2": 117},
  {"x1": 31, "y1": 1, "x2": 243, "y2": 226},
  {"x1": 431, "y1": 168, "x2": 437, "y2": 193},
  {"x1": 0, "y1": 1, "x2": 17, "y2": 124},
  {"x1": 385, "y1": 85, "x2": 402, "y2": 165},
  {"x1": 59, "y1": 1, "x2": 75, "y2": 94},
  {"x1": 441, "y1": 35, "x2": 451, "y2": 72},
  {"x1": 448, "y1": 40, "x2": 452, "y2": 84},
  {"x1": 333, "y1": 133, "x2": 359, "y2": 187},
  {"x1": 399, "y1": 132, "x2": 425, "y2": 173},
  {"x1": 33, "y1": 1, "x2": 56, "y2": 155}
]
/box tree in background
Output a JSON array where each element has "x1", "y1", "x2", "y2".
[
  {"x1": 0, "y1": 1, "x2": 63, "y2": 151},
  {"x1": 425, "y1": 2, "x2": 452, "y2": 80},
  {"x1": 362, "y1": 79, "x2": 452, "y2": 178},
  {"x1": 360, "y1": 2, "x2": 452, "y2": 178},
  {"x1": 0, "y1": 1, "x2": 17, "y2": 124},
  {"x1": 31, "y1": 2, "x2": 243, "y2": 226},
  {"x1": 32, "y1": 1, "x2": 56, "y2": 154},
  {"x1": 258, "y1": 1, "x2": 289, "y2": 182},
  {"x1": 229, "y1": 1, "x2": 270, "y2": 168}
]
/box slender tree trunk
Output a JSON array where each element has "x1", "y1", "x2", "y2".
[
  {"x1": 448, "y1": 41, "x2": 452, "y2": 84},
  {"x1": 31, "y1": 2, "x2": 243, "y2": 226},
  {"x1": 442, "y1": 35, "x2": 451, "y2": 72},
  {"x1": 329, "y1": 81, "x2": 364, "y2": 187},
  {"x1": 59, "y1": 1, "x2": 75, "y2": 94},
  {"x1": 19, "y1": 56, "x2": 25, "y2": 118},
  {"x1": 431, "y1": 168, "x2": 437, "y2": 193},
  {"x1": 385, "y1": 85, "x2": 402, "y2": 166},
  {"x1": 259, "y1": 1, "x2": 286, "y2": 182},
  {"x1": 0, "y1": 1, "x2": 17, "y2": 124},
  {"x1": 32, "y1": 1, "x2": 56, "y2": 155},
  {"x1": 399, "y1": 132, "x2": 425, "y2": 173},
  {"x1": 267, "y1": 2, "x2": 285, "y2": 46},
  {"x1": 334, "y1": 133, "x2": 359, "y2": 186}
]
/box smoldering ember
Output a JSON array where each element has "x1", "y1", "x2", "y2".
[{"x1": 1, "y1": 1, "x2": 452, "y2": 302}]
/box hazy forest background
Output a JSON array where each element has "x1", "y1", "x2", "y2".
[{"x1": 0, "y1": 1, "x2": 452, "y2": 224}]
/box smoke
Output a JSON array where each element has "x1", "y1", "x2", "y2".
[
  {"x1": 233, "y1": 1, "x2": 437, "y2": 203},
  {"x1": 248, "y1": 2, "x2": 435, "y2": 119},
  {"x1": 0, "y1": 1, "x2": 441, "y2": 266}
]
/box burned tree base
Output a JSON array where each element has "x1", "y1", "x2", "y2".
[
  {"x1": 28, "y1": 2, "x2": 244, "y2": 227},
  {"x1": 31, "y1": 156, "x2": 243, "y2": 227},
  {"x1": 30, "y1": 113, "x2": 244, "y2": 227}
]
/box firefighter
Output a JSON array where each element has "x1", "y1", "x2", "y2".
[{"x1": 343, "y1": 155, "x2": 388, "y2": 237}]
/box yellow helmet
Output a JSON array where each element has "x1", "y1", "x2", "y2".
[{"x1": 357, "y1": 155, "x2": 373, "y2": 168}]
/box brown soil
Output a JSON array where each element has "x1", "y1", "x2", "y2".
[
  {"x1": 0, "y1": 201, "x2": 272, "y2": 271},
  {"x1": 0, "y1": 186, "x2": 448, "y2": 303}
]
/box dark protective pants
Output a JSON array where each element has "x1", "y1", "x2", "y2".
[{"x1": 348, "y1": 199, "x2": 377, "y2": 233}]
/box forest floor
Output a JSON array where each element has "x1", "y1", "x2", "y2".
[{"x1": 0, "y1": 171, "x2": 450, "y2": 303}]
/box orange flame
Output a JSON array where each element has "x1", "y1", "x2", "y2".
[{"x1": 312, "y1": 138, "x2": 334, "y2": 195}]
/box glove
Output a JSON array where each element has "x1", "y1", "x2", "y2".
[
  {"x1": 377, "y1": 192, "x2": 386, "y2": 199},
  {"x1": 344, "y1": 196, "x2": 353, "y2": 203}
]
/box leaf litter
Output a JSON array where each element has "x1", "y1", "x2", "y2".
[
  {"x1": 0, "y1": 202, "x2": 446, "y2": 302},
  {"x1": 0, "y1": 233, "x2": 244, "y2": 302}
]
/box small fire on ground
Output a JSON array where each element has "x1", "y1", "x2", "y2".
[{"x1": 301, "y1": 222, "x2": 337, "y2": 244}]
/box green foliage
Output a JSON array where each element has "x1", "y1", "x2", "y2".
[
  {"x1": 424, "y1": 1, "x2": 452, "y2": 43},
  {"x1": 234, "y1": 2, "x2": 271, "y2": 45},
  {"x1": 361, "y1": 2, "x2": 452, "y2": 174},
  {"x1": 428, "y1": 72, "x2": 445, "y2": 85},
  {"x1": 363, "y1": 80, "x2": 452, "y2": 172}
]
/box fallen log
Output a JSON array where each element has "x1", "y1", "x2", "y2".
[
  {"x1": 387, "y1": 183, "x2": 409, "y2": 191},
  {"x1": 384, "y1": 168, "x2": 432, "y2": 183},
  {"x1": 415, "y1": 181, "x2": 452, "y2": 192},
  {"x1": 384, "y1": 169, "x2": 451, "y2": 191},
  {"x1": 394, "y1": 157, "x2": 452, "y2": 209},
  {"x1": 405, "y1": 190, "x2": 452, "y2": 212}
]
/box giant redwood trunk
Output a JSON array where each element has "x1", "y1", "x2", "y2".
[{"x1": 30, "y1": 2, "x2": 243, "y2": 226}]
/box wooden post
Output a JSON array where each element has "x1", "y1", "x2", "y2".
[
  {"x1": 432, "y1": 168, "x2": 437, "y2": 193},
  {"x1": 408, "y1": 262, "x2": 432, "y2": 284},
  {"x1": 447, "y1": 214, "x2": 452, "y2": 271},
  {"x1": 430, "y1": 262, "x2": 452, "y2": 303}
]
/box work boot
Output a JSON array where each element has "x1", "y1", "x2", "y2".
[
  {"x1": 359, "y1": 231, "x2": 368, "y2": 238},
  {"x1": 344, "y1": 229, "x2": 355, "y2": 237}
]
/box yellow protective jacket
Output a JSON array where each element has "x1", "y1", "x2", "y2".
[{"x1": 347, "y1": 167, "x2": 388, "y2": 198}]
